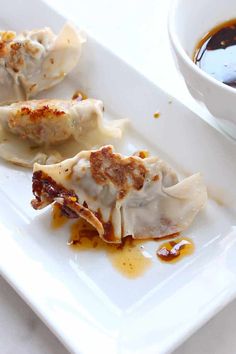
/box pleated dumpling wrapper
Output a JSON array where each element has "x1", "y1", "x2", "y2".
[
  {"x1": 0, "y1": 99, "x2": 126, "y2": 167},
  {"x1": 31, "y1": 145, "x2": 207, "y2": 243},
  {"x1": 0, "y1": 23, "x2": 84, "y2": 104}
]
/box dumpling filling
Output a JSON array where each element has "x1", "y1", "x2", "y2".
[
  {"x1": 0, "y1": 99, "x2": 126, "y2": 167},
  {"x1": 31, "y1": 145, "x2": 207, "y2": 243},
  {"x1": 0, "y1": 23, "x2": 84, "y2": 104}
]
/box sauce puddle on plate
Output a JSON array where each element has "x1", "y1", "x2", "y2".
[
  {"x1": 69, "y1": 219, "x2": 152, "y2": 278},
  {"x1": 50, "y1": 205, "x2": 194, "y2": 276},
  {"x1": 156, "y1": 237, "x2": 194, "y2": 263}
]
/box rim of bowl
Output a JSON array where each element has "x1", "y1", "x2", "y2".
[{"x1": 168, "y1": 0, "x2": 236, "y2": 96}]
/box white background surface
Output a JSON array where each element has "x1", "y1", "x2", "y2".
[{"x1": 1, "y1": 0, "x2": 236, "y2": 353}]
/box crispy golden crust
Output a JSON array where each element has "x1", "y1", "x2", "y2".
[
  {"x1": 0, "y1": 31, "x2": 16, "y2": 42},
  {"x1": 0, "y1": 32, "x2": 16, "y2": 57},
  {"x1": 90, "y1": 146, "x2": 147, "y2": 193},
  {"x1": 7, "y1": 101, "x2": 66, "y2": 137},
  {"x1": 14, "y1": 105, "x2": 65, "y2": 122},
  {"x1": 8, "y1": 42, "x2": 25, "y2": 73},
  {"x1": 0, "y1": 42, "x2": 7, "y2": 57}
]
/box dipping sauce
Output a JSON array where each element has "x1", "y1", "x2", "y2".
[
  {"x1": 156, "y1": 237, "x2": 194, "y2": 263},
  {"x1": 69, "y1": 219, "x2": 152, "y2": 278},
  {"x1": 194, "y1": 19, "x2": 236, "y2": 88}
]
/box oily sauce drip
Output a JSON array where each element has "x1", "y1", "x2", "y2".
[
  {"x1": 69, "y1": 219, "x2": 152, "y2": 278},
  {"x1": 69, "y1": 219, "x2": 101, "y2": 249},
  {"x1": 50, "y1": 208, "x2": 194, "y2": 274},
  {"x1": 51, "y1": 203, "x2": 68, "y2": 229},
  {"x1": 194, "y1": 19, "x2": 236, "y2": 87},
  {"x1": 156, "y1": 237, "x2": 194, "y2": 263}
]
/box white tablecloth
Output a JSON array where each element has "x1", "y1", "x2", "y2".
[{"x1": 1, "y1": 0, "x2": 236, "y2": 353}]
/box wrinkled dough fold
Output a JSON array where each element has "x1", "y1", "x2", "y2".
[{"x1": 31, "y1": 145, "x2": 207, "y2": 243}]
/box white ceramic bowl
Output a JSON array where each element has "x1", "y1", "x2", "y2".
[{"x1": 168, "y1": 0, "x2": 236, "y2": 138}]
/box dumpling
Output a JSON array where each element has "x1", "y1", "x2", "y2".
[
  {"x1": 0, "y1": 23, "x2": 84, "y2": 104},
  {"x1": 31, "y1": 145, "x2": 207, "y2": 243},
  {"x1": 0, "y1": 99, "x2": 126, "y2": 167}
]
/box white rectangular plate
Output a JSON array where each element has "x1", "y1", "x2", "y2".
[{"x1": 1, "y1": 1, "x2": 236, "y2": 354}]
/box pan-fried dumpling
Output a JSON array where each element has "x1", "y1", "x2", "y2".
[
  {"x1": 0, "y1": 23, "x2": 84, "y2": 104},
  {"x1": 31, "y1": 145, "x2": 207, "y2": 243},
  {"x1": 0, "y1": 99, "x2": 126, "y2": 167}
]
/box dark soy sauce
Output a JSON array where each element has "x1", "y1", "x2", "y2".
[{"x1": 194, "y1": 19, "x2": 236, "y2": 88}]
